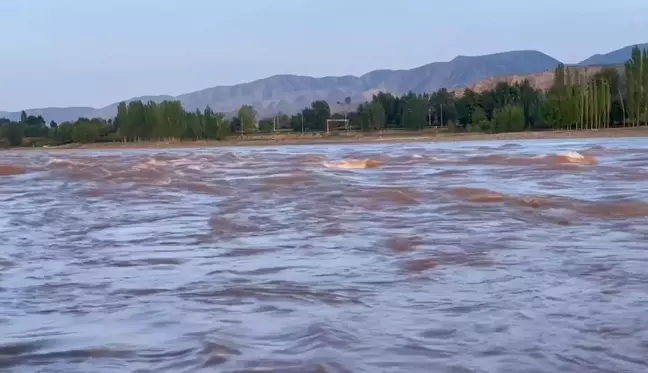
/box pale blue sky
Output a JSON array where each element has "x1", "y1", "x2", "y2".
[{"x1": 1, "y1": 0, "x2": 647, "y2": 111}]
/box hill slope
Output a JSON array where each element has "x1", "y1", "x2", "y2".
[
  {"x1": 454, "y1": 66, "x2": 621, "y2": 96},
  {"x1": 90, "y1": 50, "x2": 562, "y2": 120},
  {"x1": 2, "y1": 42, "x2": 646, "y2": 122},
  {"x1": 578, "y1": 43, "x2": 648, "y2": 66}
]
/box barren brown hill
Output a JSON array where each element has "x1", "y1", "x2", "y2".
[{"x1": 452, "y1": 65, "x2": 622, "y2": 96}]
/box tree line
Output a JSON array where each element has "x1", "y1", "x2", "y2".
[{"x1": 2, "y1": 46, "x2": 648, "y2": 147}]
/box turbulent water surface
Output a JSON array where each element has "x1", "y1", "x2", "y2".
[{"x1": 2, "y1": 138, "x2": 648, "y2": 373}]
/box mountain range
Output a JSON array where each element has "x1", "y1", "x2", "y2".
[{"x1": 2, "y1": 42, "x2": 647, "y2": 123}]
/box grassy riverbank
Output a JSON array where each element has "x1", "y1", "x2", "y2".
[{"x1": 7, "y1": 127, "x2": 647, "y2": 151}]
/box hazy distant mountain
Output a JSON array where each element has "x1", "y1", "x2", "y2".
[
  {"x1": 578, "y1": 43, "x2": 648, "y2": 66},
  {"x1": 2, "y1": 42, "x2": 645, "y2": 123},
  {"x1": 0, "y1": 107, "x2": 96, "y2": 123}
]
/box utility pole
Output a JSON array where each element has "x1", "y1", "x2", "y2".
[
  {"x1": 440, "y1": 104, "x2": 444, "y2": 127},
  {"x1": 301, "y1": 113, "x2": 304, "y2": 134},
  {"x1": 428, "y1": 107, "x2": 431, "y2": 128},
  {"x1": 273, "y1": 116, "x2": 276, "y2": 132}
]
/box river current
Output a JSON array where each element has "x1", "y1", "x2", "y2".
[{"x1": 1, "y1": 138, "x2": 648, "y2": 372}]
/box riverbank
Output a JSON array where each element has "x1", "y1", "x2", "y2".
[{"x1": 6, "y1": 127, "x2": 648, "y2": 151}]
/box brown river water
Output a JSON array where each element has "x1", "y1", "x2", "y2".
[{"x1": 1, "y1": 138, "x2": 648, "y2": 372}]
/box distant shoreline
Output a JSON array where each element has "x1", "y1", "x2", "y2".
[{"x1": 5, "y1": 127, "x2": 648, "y2": 152}]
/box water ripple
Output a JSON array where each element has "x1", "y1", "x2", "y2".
[{"x1": 2, "y1": 137, "x2": 648, "y2": 372}]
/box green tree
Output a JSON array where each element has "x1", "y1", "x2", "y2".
[
  {"x1": 181, "y1": 110, "x2": 204, "y2": 140},
  {"x1": 493, "y1": 105, "x2": 525, "y2": 133},
  {"x1": 238, "y1": 105, "x2": 257, "y2": 134},
  {"x1": 366, "y1": 101, "x2": 386, "y2": 130},
  {"x1": 310, "y1": 100, "x2": 331, "y2": 131},
  {"x1": 258, "y1": 117, "x2": 275, "y2": 132},
  {"x1": 456, "y1": 89, "x2": 480, "y2": 125},
  {"x1": 551, "y1": 64, "x2": 566, "y2": 94},
  {"x1": 472, "y1": 106, "x2": 486, "y2": 124},
  {"x1": 115, "y1": 102, "x2": 130, "y2": 140},
  {"x1": 143, "y1": 101, "x2": 160, "y2": 139},
  {"x1": 127, "y1": 100, "x2": 146, "y2": 141},
  {"x1": 203, "y1": 106, "x2": 228, "y2": 139},
  {"x1": 71, "y1": 121, "x2": 101, "y2": 143},
  {"x1": 0, "y1": 122, "x2": 24, "y2": 146}
]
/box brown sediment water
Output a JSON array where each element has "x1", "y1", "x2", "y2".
[
  {"x1": 1, "y1": 138, "x2": 648, "y2": 372},
  {"x1": 0, "y1": 165, "x2": 25, "y2": 176}
]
